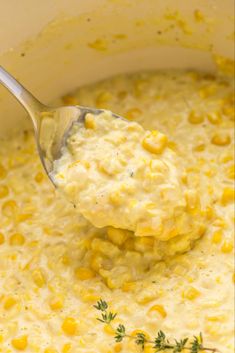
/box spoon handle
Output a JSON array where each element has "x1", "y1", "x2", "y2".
[{"x1": 0, "y1": 66, "x2": 44, "y2": 131}]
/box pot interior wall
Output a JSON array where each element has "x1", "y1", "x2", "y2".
[{"x1": 0, "y1": 0, "x2": 234, "y2": 136}]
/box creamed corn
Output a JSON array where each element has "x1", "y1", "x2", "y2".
[{"x1": 0, "y1": 70, "x2": 234, "y2": 352}]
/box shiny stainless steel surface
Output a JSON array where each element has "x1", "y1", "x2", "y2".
[{"x1": 0, "y1": 66, "x2": 122, "y2": 183}]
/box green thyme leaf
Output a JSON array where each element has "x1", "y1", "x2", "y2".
[
  {"x1": 115, "y1": 324, "x2": 126, "y2": 342},
  {"x1": 135, "y1": 333, "x2": 146, "y2": 349}
]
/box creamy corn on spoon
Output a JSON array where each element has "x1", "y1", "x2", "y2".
[
  {"x1": 52, "y1": 110, "x2": 207, "y2": 241},
  {"x1": 0, "y1": 66, "x2": 206, "y2": 242}
]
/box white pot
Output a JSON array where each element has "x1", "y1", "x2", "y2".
[{"x1": 0, "y1": 0, "x2": 234, "y2": 135}]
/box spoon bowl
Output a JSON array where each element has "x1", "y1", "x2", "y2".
[{"x1": 0, "y1": 66, "x2": 123, "y2": 183}]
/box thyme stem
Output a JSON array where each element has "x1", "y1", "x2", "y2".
[{"x1": 94, "y1": 299, "x2": 219, "y2": 353}]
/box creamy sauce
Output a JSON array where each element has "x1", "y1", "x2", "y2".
[{"x1": 0, "y1": 70, "x2": 234, "y2": 352}]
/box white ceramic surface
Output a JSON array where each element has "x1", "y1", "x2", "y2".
[{"x1": 0, "y1": 0, "x2": 234, "y2": 136}]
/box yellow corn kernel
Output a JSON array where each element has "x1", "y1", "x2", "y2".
[
  {"x1": 148, "y1": 304, "x2": 167, "y2": 318},
  {"x1": 226, "y1": 165, "x2": 235, "y2": 180},
  {"x1": 204, "y1": 169, "x2": 215, "y2": 178},
  {"x1": 149, "y1": 159, "x2": 166, "y2": 173},
  {"x1": 137, "y1": 291, "x2": 159, "y2": 305},
  {"x1": 212, "y1": 230, "x2": 223, "y2": 244},
  {"x1": 4, "y1": 296, "x2": 17, "y2": 310},
  {"x1": 107, "y1": 227, "x2": 130, "y2": 246},
  {"x1": 181, "y1": 173, "x2": 188, "y2": 185},
  {"x1": 98, "y1": 159, "x2": 122, "y2": 175},
  {"x1": 11, "y1": 335, "x2": 28, "y2": 350},
  {"x1": 62, "y1": 317, "x2": 77, "y2": 336},
  {"x1": 44, "y1": 348, "x2": 58, "y2": 353},
  {"x1": 61, "y1": 254, "x2": 70, "y2": 266},
  {"x1": 32, "y1": 269, "x2": 46, "y2": 288},
  {"x1": 114, "y1": 343, "x2": 123, "y2": 352},
  {"x1": 0, "y1": 233, "x2": 5, "y2": 245},
  {"x1": 206, "y1": 314, "x2": 226, "y2": 322},
  {"x1": 106, "y1": 278, "x2": 118, "y2": 290},
  {"x1": 16, "y1": 213, "x2": 32, "y2": 222},
  {"x1": 185, "y1": 189, "x2": 200, "y2": 210},
  {"x1": 199, "y1": 85, "x2": 217, "y2": 98},
  {"x1": 193, "y1": 143, "x2": 205, "y2": 152},
  {"x1": 128, "y1": 199, "x2": 138, "y2": 208},
  {"x1": 207, "y1": 112, "x2": 221, "y2": 125},
  {"x1": 2, "y1": 200, "x2": 17, "y2": 217},
  {"x1": 34, "y1": 171, "x2": 44, "y2": 183},
  {"x1": 109, "y1": 190, "x2": 123, "y2": 206},
  {"x1": 96, "y1": 91, "x2": 112, "y2": 108},
  {"x1": 134, "y1": 236, "x2": 155, "y2": 252},
  {"x1": 103, "y1": 324, "x2": 115, "y2": 335},
  {"x1": 123, "y1": 237, "x2": 135, "y2": 251},
  {"x1": 113, "y1": 33, "x2": 127, "y2": 40},
  {"x1": 117, "y1": 90, "x2": 127, "y2": 101},
  {"x1": 28, "y1": 240, "x2": 39, "y2": 248},
  {"x1": 77, "y1": 338, "x2": 86, "y2": 347},
  {"x1": 85, "y1": 114, "x2": 96, "y2": 129},
  {"x1": 0, "y1": 334, "x2": 3, "y2": 343},
  {"x1": 188, "y1": 111, "x2": 204, "y2": 124},
  {"x1": 44, "y1": 227, "x2": 63, "y2": 238},
  {"x1": 183, "y1": 286, "x2": 201, "y2": 300},
  {"x1": 220, "y1": 152, "x2": 233, "y2": 163},
  {"x1": 88, "y1": 39, "x2": 108, "y2": 52},
  {"x1": 144, "y1": 346, "x2": 156, "y2": 353},
  {"x1": 0, "y1": 184, "x2": 9, "y2": 198},
  {"x1": 0, "y1": 164, "x2": 7, "y2": 179},
  {"x1": 122, "y1": 281, "x2": 136, "y2": 292},
  {"x1": 120, "y1": 182, "x2": 135, "y2": 196},
  {"x1": 213, "y1": 217, "x2": 227, "y2": 228},
  {"x1": 187, "y1": 275, "x2": 195, "y2": 283},
  {"x1": 75, "y1": 267, "x2": 95, "y2": 280},
  {"x1": 167, "y1": 141, "x2": 177, "y2": 152},
  {"x1": 202, "y1": 206, "x2": 214, "y2": 220},
  {"x1": 187, "y1": 71, "x2": 200, "y2": 81},
  {"x1": 221, "y1": 187, "x2": 234, "y2": 205},
  {"x1": 135, "y1": 222, "x2": 160, "y2": 238},
  {"x1": 124, "y1": 108, "x2": 142, "y2": 121},
  {"x1": 62, "y1": 343, "x2": 72, "y2": 353},
  {"x1": 9, "y1": 233, "x2": 25, "y2": 246},
  {"x1": 222, "y1": 105, "x2": 235, "y2": 120},
  {"x1": 142, "y1": 130, "x2": 167, "y2": 154},
  {"x1": 80, "y1": 291, "x2": 100, "y2": 303},
  {"x1": 131, "y1": 330, "x2": 150, "y2": 341},
  {"x1": 92, "y1": 239, "x2": 119, "y2": 258},
  {"x1": 134, "y1": 78, "x2": 148, "y2": 96},
  {"x1": 62, "y1": 95, "x2": 77, "y2": 105},
  {"x1": 194, "y1": 9, "x2": 205, "y2": 22},
  {"x1": 221, "y1": 239, "x2": 233, "y2": 253},
  {"x1": 211, "y1": 133, "x2": 231, "y2": 146},
  {"x1": 49, "y1": 295, "x2": 64, "y2": 311},
  {"x1": 90, "y1": 252, "x2": 104, "y2": 272}
]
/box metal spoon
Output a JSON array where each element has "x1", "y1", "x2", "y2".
[{"x1": 0, "y1": 66, "x2": 122, "y2": 183}]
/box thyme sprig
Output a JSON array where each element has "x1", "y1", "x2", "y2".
[{"x1": 94, "y1": 299, "x2": 219, "y2": 353}]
